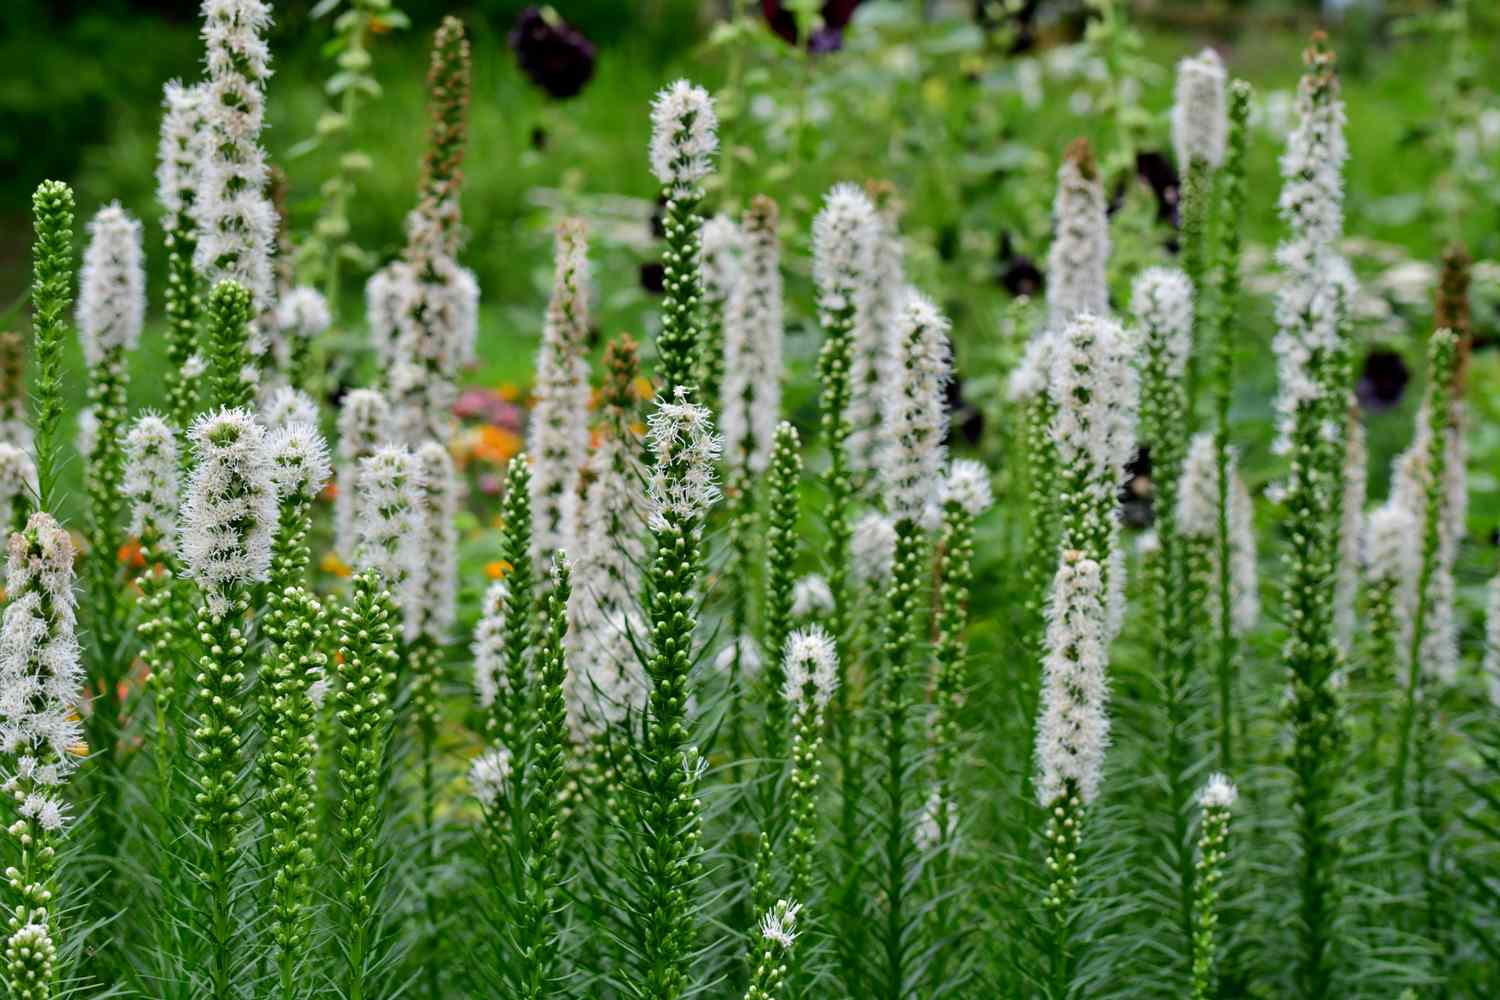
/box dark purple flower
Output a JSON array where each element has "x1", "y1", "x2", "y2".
[
  {"x1": 762, "y1": 0, "x2": 863, "y2": 51},
  {"x1": 997, "y1": 232, "x2": 1044, "y2": 298},
  {"x1": 1134, "y1": 151, "x2": 1180, "y2": 228},
  {"x1": 509, "y1": 6, "x2": 597, "y2": 100},
  {"x1": 640, "y1": 262, "x2": 665, "y2": 295},
  {"x1": 1356, "y1": 348, "x2": 1410, "y2": 412},
  {"x1": 945, "y1": 374, "x2": 985, "y2": 447}
]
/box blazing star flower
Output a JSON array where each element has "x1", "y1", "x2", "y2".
[
  {"x1": 645, "y1": 386, "x2": 723, "y2": 532},
  {"x1": 121, "y1": 415, "x2": 181, "y2": 547},
  {"x1": 1046, "y1": 139, "x2": 1110, "y2": 334},
  {"x1": 77, "y1": 203, "x2": 146, "y2": 368},
  {"x1": 468, "y1": 746, "x2": 512, "y2": 811},
  {"x1": 721, "y1": 196, "x2": 784, "y2": 478},
  {"x1": 1172, "y1": 48, "x2": 1228, "y2": 171},
  {"x1": 335, "y1": 388, "x2": 394, "y2": 559},
  {"x1": 851, "y1": 511, "x2": 897, "y2": 586},
  {"x1": 1034, "y1": 551, "x2": 1110, "y2": 807},
  {"x1": 881, "y1": 290, "x2": 952, "y2": 527},
  {"x1": 179, "y1": 408, "x2": 278, "y2": 613},
  {"x1": 780, "y1": 626, "x2": 839, "y2": 711},
  {"x1": 353, "y1": 445, "x2": 426, "y2": 640},
  {"x1": 649, "y1": 79, "x2": 718, "y2": 198}
]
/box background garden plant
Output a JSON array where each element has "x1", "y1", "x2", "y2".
[{"x1": 2, "y1": 2, "x2": 1500, "y2": 999}]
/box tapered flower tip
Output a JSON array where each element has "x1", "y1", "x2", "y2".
[
  {"x1": 180, "y1": 408, "x2": 277, "y2": 603},
  {"x1": 77, "y1": 202, "x2": 146, "y2": 366},
  {"x1": 812, "y1": 183, "x2": 877, "y2": 311},
  {"x1": 268, "y1": 422, "x2": 332, "y2": 503},
  {"x1": 759, "y1": 899, "x2": 801, "y2": 949},
  {"x1": 263, "y1": 386, "x2": 320, "y2": 431},
  {"x1": 157, "y1": 81, "x2": 207, "y2": 217},
  {"x1": 468, "y1": 746, "x2": 512, "y2": 810},
  {"x1": 1363, "y1": 501, "x2": 1419, "y2": 582},
  {"x1": 275, "y1": 285, "x2": 332, "y2": 338},
  {"x1": 883, "y1": 289, "x2": 953, "y2": 525},
  {"x1": 649, "y1": 79, "x2": 718, "y2": 195},
  {"x1": 1131, "y1": 266, "x2": 1194, "y2": 376},
  {"x1": 337, "y1": 388, "x2": 394, "y2": 459},
  {"x1": 1172, "y1": 47, "x2": 1228, "y2": 170},
  {"x1": 121, "y1": 415, "x2": 180, "y2": 542},
  {"x1": 791, "y1": 573, "x2": 835, "y2": 619},
  {"x1": 942, "y1": 459, "x2": 994, "y2": 517},
  {"x1": 851, "y1": 511, "x2": 897, "y2": 585},
  {"x1": 1008, "y1": 329, "x2": 1055, "y2": 402},
  {"x1": 781, "y1": 625, "x2": 839, "y2": 710},
  {"x1": 645, "y1": 386, "x2": 723, "y2": 530},
  {"x1": 1198, "y1": 772, "x2": 1238, "y2": 809},
  {"x1": 0, "y1": 444, "x2": 37, "y2": 502}
]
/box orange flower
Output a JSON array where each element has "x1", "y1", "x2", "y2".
[
  {"x1": 486, "y1": 560, "x2": 513, "y2": 580},
  {"x1": 321, "y1": 480, "x2": 338, "y2": 502},
  {"x1": 472, "y1": 424, "x2": 522, "y2": 465},
  {"x1": 499, "y1": 382, "x2": 521, "y2": 402},
  {"x1": 321, "y1": 551, "x2": 352, "y2": 578},
  {"x1": 118, "y1": 539, "x2": 146, "y2": 568},
  {"x1": 634, "y1": 376, "x2": 655, "y2": 401}
]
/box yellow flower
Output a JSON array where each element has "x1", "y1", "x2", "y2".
[
  {"x1": 321, "y1": 551, "x2": 352, "y2": 578},
  {"x1": 485, "y1": 560, "x2": 513, "y2": 581}
]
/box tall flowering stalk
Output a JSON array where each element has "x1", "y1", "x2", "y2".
[
  {"x1": 648, "y1": 80, "x2": 718, "y2": 393},
  {"x1": 1190, "y1": 775, "x2": 1238, "y2": 1000},
  {"x1": 699, "y1": 214, "x2": 743, "y2": 412},
  {"x1": 207, "y1": 280, "x2": 256, "y2": 411},
  {"x1": 1272, "y1": 36, "x2": 1356, "y2": 997},
  {"x1": 1171, "y1": 47, "x2": 1227, "y2": 417},
  {"x1": 259, "y1": 419, "x2": 331, "y2": 1000},
  {"x1": 1358, "y1": 504, "x2": 1416, "y2": 767},
  {"x1": 29, "y1": 181, "x2": 74, "y2": 516},
  {"x1": 872, "y1": 290, "x2": 950, "y2": 1000},
  {"x1": 1210, "y1": 80, "x2": 1251, "y2": 770},
  {"x1": 627, "y1": 387, "x2": 721, "y2": 1000},
  {"x1": 334, "y1": 389, "x2": 394, "y2": 561},
  {"x1": 1045, "y1": 139, "x2": 1109, "y2": 335},
  {"x1": 756, "y1": 423, "x2": 802, "y2": 779},
  {"x1": 529, "y1": 218, "x2": 592, "y2": 572},
  {"x1": 846, "y1": 186, "x2": 905, "y2": 492},
  {"x1": 494, "y1": 455, "x2": 535, "y2": 745},
  {"x1": 779, "y1": 628, "x2": 839, "y2": 918},
  {"x1": 180, "y1": 408, "x2": 278, "y2": 1000},
  {"x1": 157, "y1": 81, "x2": 207, "y2": 428},
  {"x1": 743, "y1": 901, "x2": 800, "y2": 1000},
  {"x1": 193, "y1": 0, "x2": 276, "y2": 314},
  {"x1": 1010, "y1": 330, "x2": 1060, "y2": 663},
  {"x1": 0, "y1": 514, "x2": 86, "y2": 1000},
  {"x1": 367, "y1": 17, "x2": 477, "y2": 444}
]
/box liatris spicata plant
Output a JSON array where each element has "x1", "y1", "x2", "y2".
[
  {"x1": 699, "y1": 213, "x2": 743, "y2": 411},
  {"x1": 29, "y1": 181, "x2": 74, "y2": 515},
  {"x1": 721, "y1": 196, "x2": 784, "y2": 482},
  {"x1": 0, "y1": 513, "x2": 86, "y2": 1000},
  {"x1": 780, "y1": 627, "x2": 839, "y2": 911},
  {"x1": 529, "y1": 218, "x2": 592, "y2": 573},
  {"x1": 845, "y1": 186, "x2": 905, "y2": 492},
  {"x1": 1190, "y1": 774, "x2": 1237, "y2": 1000},
  {"x1": 1359, "y1": 502, "x2": 1418, "y2": 764},
  {"x1": 648, "y1": 79, "x2": 718, "y2": 393},
  {"x1": 334, "y1": 388, "x2": 394, "y2": 561},
  {"x1": 1010, "y1": 329, "x2": 1060, "y2": 658},
  {"x1": 179, "y1": 407, "x2": 278, "y2": 999},
  {"x1": 262, "y1": 386, "x2": 320, "y2": 434},
  {"x1": 744, "y1": 900, "x2": 801, "y2": 1000},
  {"x1": 271, "y1": 286, "x2": 331, "y2": 390},
  {"x1": 492, "y1": 455, "x2": 535, "y2": 744},
  {"x1": 758, "y1": 423, "x2": 802, "y2": 772},
  {"x1": 206, "y1": 280, "x2": 257, "y2": 411},
  {"x1": 157, "y1": 81, "x2": 206, "y2": 428},
  {"x1": 1045, "y1": 139, "x2": 1109, "y2": 335},
  {"x1": 332, "y1": 570, "x2": 400, "y2": 1000},
  {"x1": 193, "y1": 0, "x2": 276, "y2": 314},
  {"x1": 1271, "y1": 35, "x2": 1356, "y2": 996},
  {"x1": 1170, "y1": 47, "x2": 1227, "y2": 416},
  {"x1": 411, "y1": 440, "x2": 458, "y2": 704},
  {"x1": 77, "y1": 203, "x2": 144, "y2": 565},
  {"x1": 354, "y1": 446, "x2": 426, "y2": 640},
  {"x1": 870, "y1": 289, "x2": 951, "y2": 999},
  {"x1": 626, "y1": 386, "x2": 721, "y2": 999}
]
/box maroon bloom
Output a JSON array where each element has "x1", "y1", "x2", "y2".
[
  {"x1": 509, "y1": 6, "x2": 597, "y2": 99},
  {"x1": 762, "y1": 0, "x2": 864, "y2": 51}
]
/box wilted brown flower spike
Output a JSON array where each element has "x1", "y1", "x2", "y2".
[
  {"x1": 1437, "y1": 243, "x2": 1472, "y2": 392},
  {"x1": 1065, "y1": 137, "x2": 1097, "y2": 181},
  {"x1": 602, "y1": 333, "x2": 641, "y2": 421},
  {"x1": 419, "y1": 15, "x2": 472, "y2": 242}
]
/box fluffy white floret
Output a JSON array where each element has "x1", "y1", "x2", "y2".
[
  {"x1": 0, "y1": 445, "x2": 37, "y2": 511},
  {"x1": 1034, "y1": 552, "x2": 1111, "y2": 807},
  {"x1": 880, "y1": 290, "x2": 952, "y2": 526},
  {"x1": 942, "y1": 460, "x2": 994, "y2": 517},
  {"x1": 156, "y1": 80, "x2": 207, "y2": 223},
  {"x1": 179, "y1": 408, "x2": 277, "y2": 612},
  {"x1": 646, "y1": 387, "x2": 722, "y2": 532},
  {"x1": 354, "y1": 446, "x2": 426, "y2": 639},
  {"x1": 791, "y1": 574, "x2": 834, "y2": 620},
  {"x1": 1045, "y1": 147, "x2": 1110, "y2": 333},
  {"x1": 1131, "y1": 266, "x2": 1194, "y2": 381},
  {"x1": 262, "y1": 386, "x2": 320, "y2": 431},
  {"x1": 649, "y1": 79, "x2": 718, "y2": 195},
  {"x1": 412, "y1": 441, "x2": 459, "y2": 641},
  {"x1": 1198, "y1": 772, "x2": 1238, "y2": 810},
  {"x1": 851, "y1": 511, "x2": 897, "y2": 586},
  {"x1": 121, "y1": 415, "x2": 180, "y2": 546},
  {"x1": 468, "y1": 746, "x2": 512, "y2": 811},
  {"x1": 721, "y1": 198, "x2": 784, "y2": 476},
  {"x1": 275, "y1": 286, "x2": 332, "y2": 338},
  {"x1": 472, "y1": 581, "x2": 508, "y2": 711},
  {"x1": 335, "y1": 389, "x2": 394, "y2": 559},
  {"x1": 812, "y1": 184, "x2": 878, "y2": 321},
  {"x1": 1172, "y1": 48, "x2": 1228, "y2": 170},
  {"x1": 267, "y1": 422, "x2": 332, "y2": 504},
  {"x1": 780, "y1": 626, "x2": 839, "y2": 712},
  {"x1": 77, "y1": 203, "x2": 146, "y2": 366},
  {"x1": 758, "y1": 900, "x2": 801, "y2": 950}
]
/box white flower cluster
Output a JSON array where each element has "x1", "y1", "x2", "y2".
[
  {"x1": 193, "y1": 0, "x2": 277, "y2": 310},
  {"x1": 942, "y1": 459, "x2": 995, "y2": 518},
  {"x1": 914, "y1": 786, "x2": 956, "y2": 852},
  {"x1": 700, "y1": 214, "x2": 744, "y2": 315},
  {"x1": 1035, "y1": 551, "x2": 1111, "y2": 808},
  {"x1": 262, "y1": 386, "x2": 320, "y2": 432},
  {"x1": 649, "y1": 79, "x2": 718, "y2": 197},
  {"x1": 1485, "y1": 575, "x2": 1500, "y2": 708},
  {"x1": 645, "y1": 387, "x2": 723, "y2": 532},
  {"x1": 1178, "y1": 433, "x2": 1260, "y2": 636},
  {"x1": 122, "y1": 416, "x2": 181, "y2": 547},
  {"x1": 1007, "y1": 328, "x2": 1056, "y2": 403},
  {"x1": 847, "y1": 201, "x2": 907, "y2": 480},
  {"x1": 1198, "y1": 772, "x2": 1238, "y2": 810},
  {"x1": 0, "y1": 514, "x2": 85, "y2": 834},
  {"x1": 472, "y1": 581, "x2": 508, "y2": 711},
  {"x1": 77, "y1": 202, "x2": 146, "y2": 367},
  {"x1": 156, "y1": 81, "x2": 207, "y2": 223},
  {"x1": 780, "y1": 626, "x2": 839, "y2": 712},
  {"x1": 851, "y1": 511, "x2": 897, "y2": 587},
  {"x1": 275, "y1": 286, "x2": 332, "y2": 340},
  {"x1": 1131, "y1": 267, "x2": 1194, "y2": 381},
  {"x1": 1271, "y1": 46, "x2": 1354, "y2": 453},
  {"x1": 566, "y1": 609, "x2": 649, "y2": 743},
  {"x1": 811, "y1": 184, "x2": 877, "y2": 323},
  {"x1": 335, "y1": 389, "x2": 394, "y2": 560},
  {"x1": 881, "y1": 290, "x2": 952, "y2": 526},
  {"x1": 1045, "y1": 143, "x2": 1110, "y2": 334},
  {"x1": 721, "y1": 197, "x2": 784, "y2": 477},
  {"x1": 0, "y1": 445, "x2": 37, "y2": 506},
  {"x1": 758, "y1": 899, "x2": 801, "y2": 950},
  {"x1": 180, "y1": 408, "x2": 277, "y2": 612},
  {"x1": 1363, "y1": 501, "x2": 1419, "y2": 666},
  {"x1": 791, "y1": 574, "x2": 834, "y2": 621},
  {"x1": 354, "y1": 446, "x2": 426, "y2": 640},
  {"x1": 1171, "y1": 48, "x2": 1228, "y2": 171},
  {"x1": 468, "y1": 745, "x2": 512, "y2": 811},
  {"x1": 529, "y1": 218, "x2": 592, "y2": 568},
  {"x1": 267, "y1": 421, "x2": 332, "y2": 505},
  {"x1": 413, "y1": 441, "x2": 459, "y2": 642}
]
